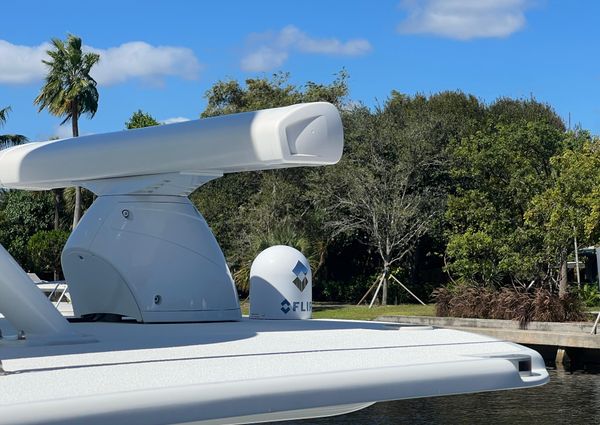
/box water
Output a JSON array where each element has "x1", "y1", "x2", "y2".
[{"x1": 281, "y1": 369, "x2": 600, "y2": 425}]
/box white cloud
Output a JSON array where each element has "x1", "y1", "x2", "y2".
[
  {"x1": 0, "y1": 40, "x2": 50, "y2": 84},
  {"x1": 241, "y1": 25, "x2": 372, "y2": 72},
  {"x1": 0, "y1": 40, "x2": 201, "y2": 86},
  {"x1": 87, "y1": 42, "x2": 201, "y2": 86},
  {"x1": 161, "y1": 116, "x2": 190, "y2": 125},
  {"x1": 397, "y1": 0, "x2": 530, "y2": 40},
  {"x1": 241, "y1": 47, "x2": 289, "y2": 73}
]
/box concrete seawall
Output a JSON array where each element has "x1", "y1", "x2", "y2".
[{"x1": 376, "y1": 315, "x2": 600, "y2": 368}]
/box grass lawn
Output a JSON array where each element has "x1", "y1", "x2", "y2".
[
  {"x1": 312, "y1": 304, "x2": 435, "y2": 321},
  {"x1": 587, "y1": 307, "x2": 600, "y2": 312},
  {"x1": 241, "y1": 302, "x2": 435, "y2": 320},
  {"x1": 241, "y1": 303, "x2": 599, "y2": 321}
]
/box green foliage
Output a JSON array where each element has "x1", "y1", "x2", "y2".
[
  {"x1": 445, "y1": 230, "x2": 500, "y2": 283},
  {"x1": 0, "y1": 134, "x2": 28, "y2": 149},
  {"x1": 526, "y1": 139, "x2": 600, "y2": 261},
  {"x1": 0, "y1": 105, "x2": 28, "y2": 150},
  {"x1": 319, "y1": 279, "x2": 371, "y2": 303},
  {"x1": 445, "y1": 103, "x2": 569, "y2": 286},
  {"x1": 385, "y1": 90, "x2": 486, "y2": 151},
  {"x1": 27, "y1": 230, "x2": 70, "y2": 279},
  {"x1": 0, "y1": 105, "x2": 9, "y2": 125},
  {"x1": 487, "y1": 97, "x2": 565, "y2": 131},
  {"x1": 315, "y1": 91, "x2": 488, "y2": 303},
  {"x1": 576, "y1": 284, "x2": 600, "y2": 307},
  {"x1": 197, "y1": 83, "x2": 582, "y2": 304},
  {"x1": 63, "y1": 187, "x2": 95, "y2": 218},
  {"x1": 0, "y1": 191, "x2": 55, "y2": 267},
  {"x1": 201, "y1": 70, "x2": 348, "y2": 118},
  {"x1": 125, "y1": 110, "x2": 160, "y2": 129},
  {"x1": 317, "y1": 103, "x2": 446, "y2": 275},
  {"x1": 34, "y1": 34, "x2": 100, "y2": 126}
]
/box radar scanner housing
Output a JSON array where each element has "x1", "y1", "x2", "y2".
[{"x1": 0, "y1": 102, "x2": 343, "y2": 322}]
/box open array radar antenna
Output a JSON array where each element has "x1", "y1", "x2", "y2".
[
  {"x1": 0, "y1": 102, "x2": 343, "y2": 324},
  {"x1": 0, "y1": 102, "x2": 549, "y2": 425}
]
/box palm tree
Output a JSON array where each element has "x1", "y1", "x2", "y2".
[
  {"x1": 0, "y1": 106, "x2": 9, "y2": 124},
  {"x1": 34, "y1": 34, "x2": 100, "y2": 229},
  {"x1": 0, "y1": 106, "x2": 28, "y2": 150}
]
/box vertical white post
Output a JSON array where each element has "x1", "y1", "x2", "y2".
[
  {"x1": 596, "y1": 247, "x2": 600, "y2": 289},
  {"x1": 0, "y1": 243, "x2": 72, "y2": 338},
  {"x1": 573, "y1": 230, "x2": 580, "y2": 286},
  {"x1": 596, "y1": 247, "x2": 600, "y2": 290}
]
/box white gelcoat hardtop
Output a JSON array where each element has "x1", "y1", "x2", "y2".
[{"x1": 0, "y1": 317, "x2": 549, "y2": 425}]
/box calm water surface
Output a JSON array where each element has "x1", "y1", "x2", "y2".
[{"x1": 279, "y1": 369, "x2": 599, "y2": 425}]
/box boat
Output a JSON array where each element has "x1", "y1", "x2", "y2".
[
  {"x1": 0, "y1": 102, "x2": 548, "y2": 425},
  {"x1": 26, "y1": 274, "x2": 73, "y2": 317}
]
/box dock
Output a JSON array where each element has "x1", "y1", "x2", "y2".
[{"x1": 377, "y1": 315, "x2": 600, "y2": 368}]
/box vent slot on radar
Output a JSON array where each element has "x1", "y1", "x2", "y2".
[{"x1": 249, "y1": 246, "x2": 312, "y2": 320}]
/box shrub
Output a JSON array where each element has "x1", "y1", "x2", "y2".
[
  {"x1": 576, "y1": 284, "x2": 600, "y2": 308},
  {"x1": 434, "y1": 285, "x2": 586, "y2": 323}
]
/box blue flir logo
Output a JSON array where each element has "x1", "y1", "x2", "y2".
[
  {"x1": 280, "y1": 299, "x2": 291, "y2": 314},
  {"x1": 280, "y1": 298, "x2": 312, "y2": 314}
]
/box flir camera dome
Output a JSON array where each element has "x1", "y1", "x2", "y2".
[{"x1": 249, "y1": 245, "x2": 312, "y2": 320}]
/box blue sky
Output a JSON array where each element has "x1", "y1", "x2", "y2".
[{"x1": 1, "y1": 0, "x2": 599, "y2": 140}]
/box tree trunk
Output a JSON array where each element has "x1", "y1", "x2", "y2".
[
  {"x1": 382, "y1": 263, "x2": 389, "y2": 306},
  {"x1": 52, "y1": 189, "x2": 61, "y2": 231},
  {"x1": 72, "y1": 188, "x2": 82, "y2": 229},
  {"x1": 559, "y1": 250, "x2": 568, "y2": 297},
  {"x1": 71, "y1": 105, "x2": 81, "y2": 229}
]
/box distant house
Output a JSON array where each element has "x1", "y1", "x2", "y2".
[{"x1": 568, "y1": 247, "x2": 600, "y2": 287}]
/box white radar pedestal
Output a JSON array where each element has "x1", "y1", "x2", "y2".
[
  {"x1": 62, "y1": 195, "x2": 241, "y2": 322},
  {"x1": 249, "y1": 246, "x2": 312, "y2": 320}
]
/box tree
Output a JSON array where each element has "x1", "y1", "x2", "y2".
[
  {"x1": 201, "y1": 71, "x2": 348, "y2": 118},
  {"x1": 445, "y1": 99, "x2": 568, "y2": 288},
  {"x1": 317, "y1": 105, "x2": 445, "y2": 305},
  {"x1": 0, "y1": 105, "x2": 8, "y2": 124},
  {"x1": 0, "y1": 105, "x2": 28, "y2": 150},
  {"x1": 28, "y1": 230, "x2": 70, "y2": 280},
  {"x1": 0, "y1": 190, "x2": 55, "y2": 268},
  {"x1": 34, "y1": 34, "x2": 100, "y2": 229},
  {"x1": 488, "y1": 97, "x2": 566, "y2": 132},
  {"x1": 125, "y1": 110, "x2": 160, "y2": 129},
  {"x1": 525, "y1": 134, "x2": 600, "y2": 295}
]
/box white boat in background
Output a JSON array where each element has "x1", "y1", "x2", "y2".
[
  {"x1": 28, "y1": 274, "x2": 74, "y2": 318},
  {"x1": 0, "y1": 103, "x2": 548, "y2": 425}
]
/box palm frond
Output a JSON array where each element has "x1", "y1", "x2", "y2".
[
  {"x1": 0, "y1": 134, "x2": 28, "y2": 150},
  {"x1": 34, "y1": 34, "x2": 100, "y2": 128},
  {"x1": 0, "y1": 106, "x2": 11, "y2": 127}
]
